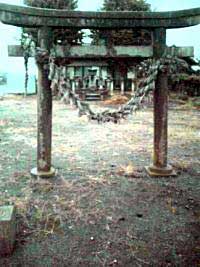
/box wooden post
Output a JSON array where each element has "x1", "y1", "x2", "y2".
[
  {"x1": 31, "y1": 27, "x2": 55, "y2": 178},
  {"x1": 146, "y1": 28, "x2": 175, "y2": 176}
]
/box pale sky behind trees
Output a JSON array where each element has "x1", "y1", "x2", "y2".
[{"x1": 0, "y1": 0, "x2": 199, "y2": 74}]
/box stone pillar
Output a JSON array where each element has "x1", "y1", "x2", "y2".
[
  {"x1": 31, "y1": 27, "x2": 55, "y2": 178},
  {"x1": 99, "y1": 77, "x2": 103, "y2": 90},
  {"x1": 76, "y1": 79, "x2": 80, "y2": 90},
  {"x1": 72, "y1": 80, "x2": 76, "y2": 93},
  {"x1": 110, "y1": 80, "x2": 114, "y2": 96},
  {"x1": 0, "y1": 206, "x2": 16, "y2": 256},
  {"x1": 121, "y1": 79, "x2": 125, "y2": 95},
  {"x1": 83, "y1": 78, "x2": 86, "y2": 89},
  {"x1": 131, "y1": 79, "x2": 135, "y2": 95},
  {"x1": 106, "y1": 79, "x2": 110, "y2": 91},
  {"x1": 146, "y1": 28, "x2": 175, "y2": 176},
  {"x1": 62, "y1": 66, "x2": 67, "y2": 77}
]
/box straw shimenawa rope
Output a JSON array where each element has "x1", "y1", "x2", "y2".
[{"x1": 35, "y1": 47, "x2": 188, "y2": 123}]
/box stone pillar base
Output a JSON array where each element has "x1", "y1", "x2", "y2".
[
  {"x1": 145, "y1": 165, "x2": 176, "y2": 177},
  {"x1": 0, "y1": 205, "x2": 16, "y2": 257},
  {"x1": 30, "y1": 167, "x2": 56, "y2": 178}
]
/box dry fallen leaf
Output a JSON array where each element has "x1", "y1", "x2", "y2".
[
  {"x1": 171, "y1": 206, "x2": 177, "y2": 214},
  {"x1": 124, "y1": 163, "x2": 135, "y2": 175}
]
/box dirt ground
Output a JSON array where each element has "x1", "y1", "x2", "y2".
[{"x1": 0, "y1": 95, "x2": 199, "y2": 267}]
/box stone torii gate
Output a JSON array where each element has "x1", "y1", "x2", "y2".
[{"x1": 1, "y1": 3, "x2": 200, "y2": 177}]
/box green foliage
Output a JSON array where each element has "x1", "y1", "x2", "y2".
[
  {"x1": 23, "y1": 0, "x2": 81, "y2": 46},
  {"x1": 91, "y1": 0, "x2": 151, "y2": 46},
  {"x1": 102, "y1": 0, "x2": 150, "y2": 11},
  {"x1": 21, "y1": 0, "x2": 81, "y2": 95},
  {"x1": 176, "y1": 73, "x2": 189, "y2": 81},
  {"x1": 24, "y1": 0, "x2": 78, "y2": 10}
]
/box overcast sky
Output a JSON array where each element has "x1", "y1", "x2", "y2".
[{"x1": 0, "y1": 0, "x2": 199, "y2": 74}]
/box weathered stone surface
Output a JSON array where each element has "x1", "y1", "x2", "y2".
[
  {"x1": 153, "y1": 28, "x2": 166, "y2": 58},
  {"x1": 0, "y1": 3, "x2": 200, "y2": 29},
  {"x1": 0, "y1": 205, "x2": 16, "y2": 256},
  {"x1": 146, "y1": 28, "x2": 175, "y2": 177},
  {"x1": 8, "y1": 44, "x2": 153, "y2": 58},
  {"x1": 8, "y1": 45, "x2": 194, "y2": 59},
  {"x1": 35, "y1": 27, "x2": 54, "y2": 176},
  {"x1": 53, "y1": 45, "x2": 153, "y2": 58}
]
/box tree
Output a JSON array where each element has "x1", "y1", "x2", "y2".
[
  {"x1": 90, "y1": 0, "x2": 152, "y2": 92},
  {"x1": 22, "y1": 0, "x2": 81, "y2": 95},
  {"x1": 102, "y1": 0, "x2": 150, "y2": 11},
  {"x1": 91, "y1": 0, "x2": 151, "y2": 46},
  {"x1": 24, "y1": 0, "x2": 78, "y2": 10},
  {"x1": 23, "y1": 0, "x2": 82, "y2": 46}
]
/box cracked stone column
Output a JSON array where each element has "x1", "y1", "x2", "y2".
[
  {"x1": 31, "y1": 27, "x2": 55, "y2": 178},
  {"x1": 146, "y1": 28, "x2": 175, "y2": 177}
]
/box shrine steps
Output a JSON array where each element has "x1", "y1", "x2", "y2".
[{"x1": 85, "y1": 92, "x2": 101, "y2": 101}]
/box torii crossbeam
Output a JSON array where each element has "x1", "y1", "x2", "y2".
[{"x1": 0, "y1": 3, "x2": 200, "y2": 177}]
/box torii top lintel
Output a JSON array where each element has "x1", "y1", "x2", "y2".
[{"x1": 0, "y1": 3, "x2": 200, "y2": 29}]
